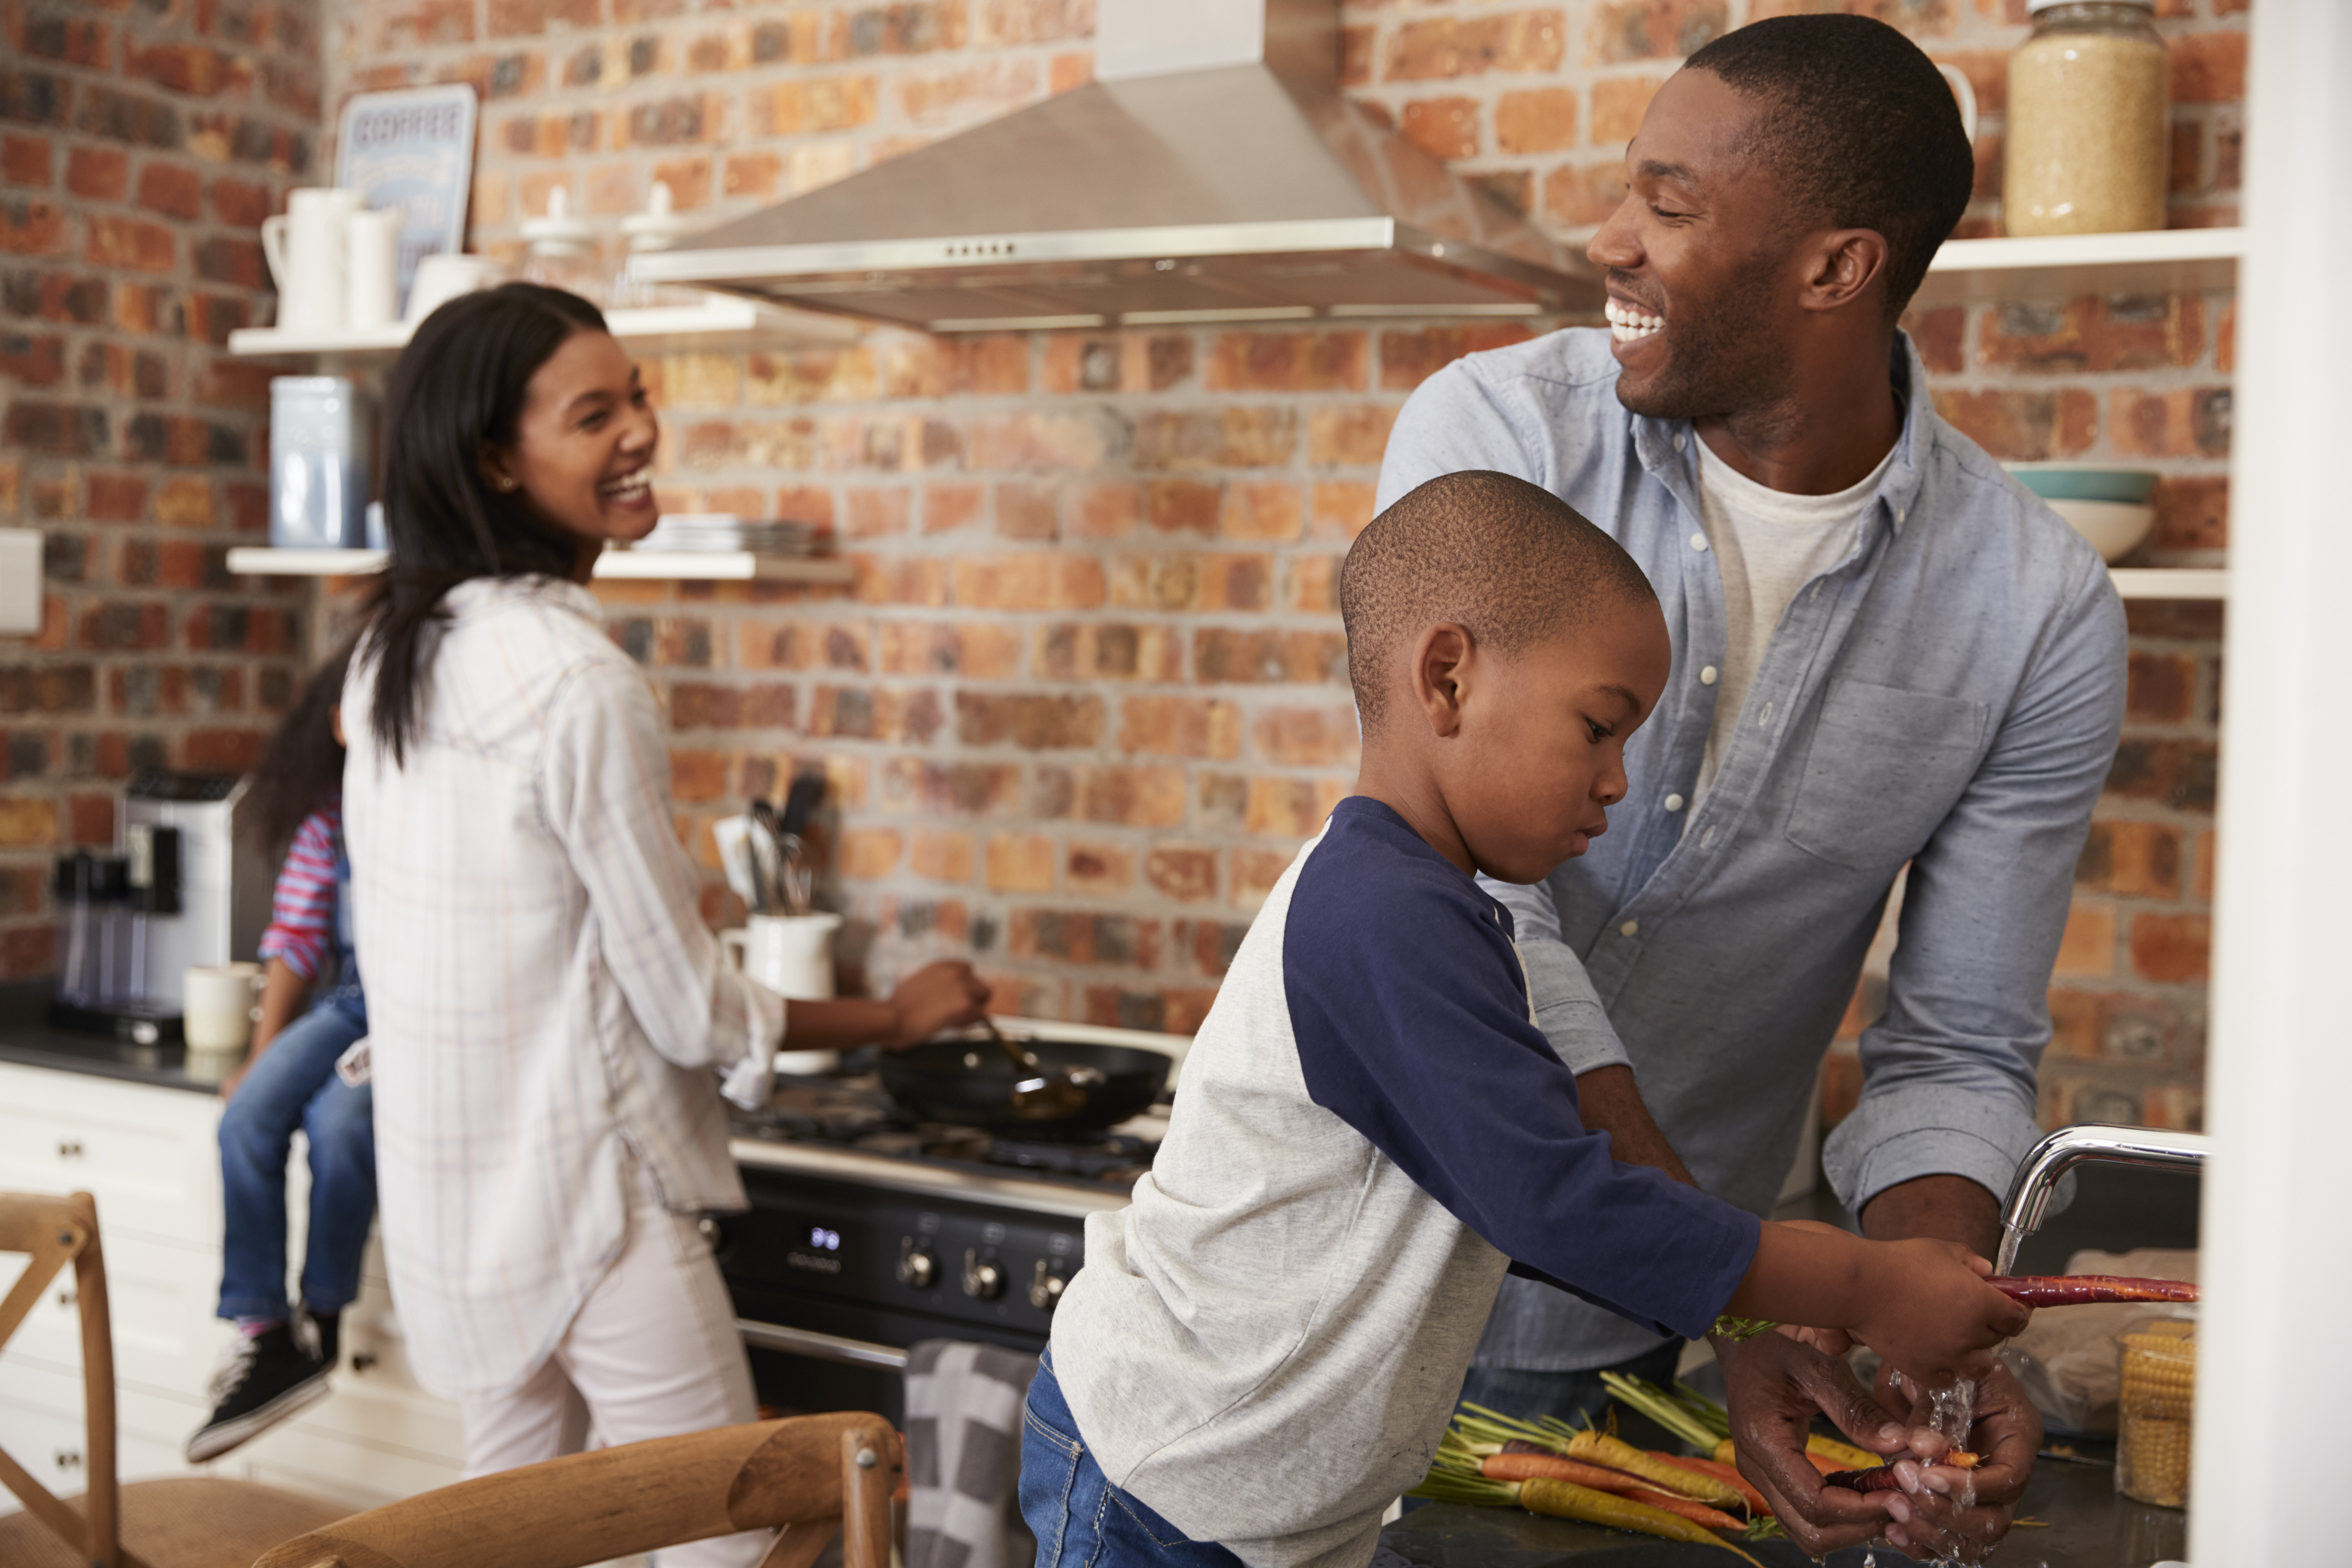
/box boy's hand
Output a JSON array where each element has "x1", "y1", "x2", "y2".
[
  {"x1": 883, "y1": 961, "x2": 992, "y2": 1049},
  {"x1": 1850, "y1": 1238, "x2": 2031, "y2": 1388}
]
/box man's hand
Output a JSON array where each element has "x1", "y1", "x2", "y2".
[
  {"x1": 1852, "y1": 1172, "x2": 2037, "y2": 1562},
  {"x1": 882, "y1": 961, "x2": 992, "y2": 1049},
  {"x1": 1716, "y1": 1329, "x2": 1907, "y2": 1557},
  {"x1": 1868, "y1": 1359, "x2": 2043, "y2": 1562}
]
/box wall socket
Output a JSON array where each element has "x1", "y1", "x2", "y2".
[{"x1": 0, "y1": 529, "x2": 41, "y2": 635}]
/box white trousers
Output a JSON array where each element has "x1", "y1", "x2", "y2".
[{"x1": 459, "y1": 1167, "x2": 767, "y2": 1568}]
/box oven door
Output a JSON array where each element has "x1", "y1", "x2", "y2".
[{"x1": 714, "y1": 1161, "x2": 1100, "y2": 1427}]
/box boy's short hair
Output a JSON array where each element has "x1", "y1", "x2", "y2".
[{"x1": 1341, "y1": 470, "x2": 1656, "y2": 732}]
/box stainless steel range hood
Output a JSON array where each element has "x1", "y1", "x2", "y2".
[{"x1": 630, "y1": 0, "x2": 1597, "y2": 332}]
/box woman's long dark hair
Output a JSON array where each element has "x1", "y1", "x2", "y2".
[
  {"x1": 244, "y1": 644, "x2": 354, "y2": 859},
  {"x1": 367, "y1": 282, "x2": 608, "y2": 763}
]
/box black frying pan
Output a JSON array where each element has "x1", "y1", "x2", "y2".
[{"x1": 876, "y1": 1033, "x2": 1170, "y2": 1135}]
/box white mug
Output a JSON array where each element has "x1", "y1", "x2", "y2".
[
  {"x1": 260, "y1": 187, "x2": 364, "y2": 333},
  {"x1": 722, "y1": 913, "x2": 844, "y2": 1074},
  {"x1": 183, "y1": 962, "x2": 263, "y2": 1054},
  {"x1": 344, "y1": 208, "x2": 402, "y2": 329},
  {"x1": 404, "y1": 252, "x2": 506, "y2": 324}
]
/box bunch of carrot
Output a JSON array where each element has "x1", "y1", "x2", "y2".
[
  {"x1": 1408, "y1": 1404, "x2": 1772, "y2": 1562},
  {"x1": 1603, "y1": 1372, "x2": 1983, "y2": 1486}
]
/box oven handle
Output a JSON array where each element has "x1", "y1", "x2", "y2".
[{"x1": 735, "y1": 1317, "x2": 911, "y2": 1371}]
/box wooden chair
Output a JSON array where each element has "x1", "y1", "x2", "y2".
[
  {"x1": 0, "y1": 1189, "x2": 354, "y2": 1568},
  {"x1": 252, "y1": 1412, "x2": 902, "y2": 1568}
]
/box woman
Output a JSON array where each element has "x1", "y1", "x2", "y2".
[{"x1": 341, "y1": 283, "x2": 987, "y2": 1565}]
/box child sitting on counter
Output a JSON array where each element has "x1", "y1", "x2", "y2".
[{"x1": 1019, "y1": 470, "x2": 2030, "y2": 1568}]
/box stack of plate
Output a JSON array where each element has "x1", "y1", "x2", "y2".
[
  {"x1": 633, "y1": 513, "x2": 822, "y2": 555},
  {"x1": 2003, "y1": 465, "x2": 2160, "y2": 563}
]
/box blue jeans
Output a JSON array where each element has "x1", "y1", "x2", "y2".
[
  {"x1": 215, "y1": 993, "x2": 375, "y2": 1321},
  {"x1": 1019, "y1": 1354, "x2": 1245, "y2": 1568}
]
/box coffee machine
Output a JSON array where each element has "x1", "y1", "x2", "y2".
[{"x1": 51, "y1": 771, "x2": 275, "y2": 1043}]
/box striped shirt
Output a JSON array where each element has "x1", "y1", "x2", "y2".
[
  {"x1": 256, "y1": 797, "x2": 342, "y2": 983},
  {"x1": 341, "y1": 575, "x2": 784, "y2": 1399}
]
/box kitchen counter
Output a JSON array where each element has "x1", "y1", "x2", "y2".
[
  {"x1": 0, "y1": 979, "x2": 216, "y2": 1094},
  {"x1": 1382, "y1": 1457, "x2": 2186, "y2": 1567}
]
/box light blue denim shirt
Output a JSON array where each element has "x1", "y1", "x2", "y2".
[{"x1": 1376, "y1": 328, "x2": 2127, "y2": 1369}]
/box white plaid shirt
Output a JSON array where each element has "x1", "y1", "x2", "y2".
[{"x1": 342, "y1": 576, "x2": 781, "y2": 1398}]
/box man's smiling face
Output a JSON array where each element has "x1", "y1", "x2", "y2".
[{"x1": 1586, "y1": 69, "x2": 1807, "y2": 422}]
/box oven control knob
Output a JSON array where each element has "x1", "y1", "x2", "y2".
[
  {"x1": 1028, "y1": 1260, "x2": 1066, "y2": 1312},
  {"x1": 896, "y1": 1238, "x2": 937, "y2": 1291},
  {"x1": 961, "y1": 1248, "x2": 1004, "y2": 1300}
]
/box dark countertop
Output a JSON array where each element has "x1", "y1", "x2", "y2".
[
  {"x1": 0, "y1": 979, "x2": 218, "y2": 1095},
  {"x1": 1383, "y1": 1459, "x2": 2186, "y2": 1568}
]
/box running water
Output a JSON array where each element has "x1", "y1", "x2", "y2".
[{"x1": 1924, "y1": 1375, "x2": 1979, "y2": 1513}]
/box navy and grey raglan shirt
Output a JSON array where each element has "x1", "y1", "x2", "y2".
[{"x1": 1048, "y1": 798, "x2": 1759, "y2": 1568}]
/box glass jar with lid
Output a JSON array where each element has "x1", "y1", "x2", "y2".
[
  {"x1": 2004, "y1": 1, "x2": 2170, "y2": 236},
  {"x1": 611, "y1": 181, "x2": 701, "y2": 311},
  {"x1": 519, "y1": 185, "x2": 604, "y2": 304}
]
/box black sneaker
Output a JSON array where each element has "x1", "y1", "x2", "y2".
[{"x1": 184, "y1": 1322, "x2": 332, "y2": 1462}]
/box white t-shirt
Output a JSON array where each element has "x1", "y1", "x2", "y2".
[{"x1": 1692, "y1": 435, "x2": 1898, "y2": 804}]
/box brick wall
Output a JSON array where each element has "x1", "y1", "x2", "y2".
[
  {"x1": 0, "y1": 0, "x2": 321, "y2": 979},
  {"x1": 314, "y1": 0, "x2": 2240, "y2": 1129}
]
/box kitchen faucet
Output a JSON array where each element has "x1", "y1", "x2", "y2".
[{"x1": 1996, "y1": 1123, "x2": 2211, "y2": 1275}]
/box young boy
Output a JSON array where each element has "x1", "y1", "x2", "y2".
[{"x1": 1020, "y1": 472, "x2": 2029, "y2": 1568}]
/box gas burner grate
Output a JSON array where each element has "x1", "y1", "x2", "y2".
[
  {"x1": 728, "y1": 1079, "x2": 1159, "y2": 1187},
  {"x1": 986, "y1": 1133, "x2": 1156, "y2": 1184}
]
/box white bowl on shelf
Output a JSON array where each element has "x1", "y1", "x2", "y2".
[{"x1": 2048, "y1": 498, "x2": 2156, "y2": 563}]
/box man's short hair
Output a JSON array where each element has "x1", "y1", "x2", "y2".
[
  {"x1": 1687, "y1": 14, "x2": 1974, "y2": 320},
  {"x1": 1341, "y1": 471, "x2": 1656, "y2": 733}
]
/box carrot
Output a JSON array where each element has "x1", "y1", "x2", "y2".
[
  {"x1": 1624, "y1": 1485, "x2": 1749, "y2": 1532},
  {"x1": 1564, "y1": 1430, "x2": 1745, "y2": 1510},
  {"x1": 1712, "y1": 1434, "x2": 1882, "y2": 1473},
  {"x1": 1986, "y1": 1273, "x2": 2198, "y2": 1307},
  {"x1": 1823, "y1": 1451, "x2": 1982, "y2": 1492},
  {"x1": 1651, "y1": 1453, "x2": 1771, "y2": 1518},
  {"x1": 1482, "y1": 1453, "x2": 1656, "y2": 1492},
  {"x1": 1806, "y1": 1434, "x2": 1885, "y2": 1471},
  {"x1": 1516, "y1": 1478, "x2": 1764, "y2": 1565}
]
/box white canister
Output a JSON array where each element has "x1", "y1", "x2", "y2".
[
  {"x1": 721, "y1": 913, "x2": 844, "y2": 1074},
  {"x1": 260, "y1": 187, "x2": 364, "y2": 333},
  {"x1": 344, "y1": 208, "x2": 403, "y2": 329},
  {"x1": 404, "y1": 252, "x2": 506, "y2": 323},
  {"x1": 183, "y1": 962, "x2": 262, "y2": 1053}
]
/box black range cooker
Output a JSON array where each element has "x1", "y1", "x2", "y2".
[{"x1": 714, "y1": 1018, "x2": 1184, "y2": 1425}]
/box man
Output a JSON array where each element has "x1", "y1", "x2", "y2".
[{"x1": 1375, "y1": 15, "x2": 2126, "y2": 1561}]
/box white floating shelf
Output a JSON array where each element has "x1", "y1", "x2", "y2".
[
  {"x1": 1915, "y1": 227, "x2": 2244, "y2": 307},
  {"x1": 2110, "y1": 567, "x2": 2228, "y2": 601},
  {"x1": 224, "y1": 547, "x2": 387, "y2": 575},
  {"x1": 226, "y1": 547, "x2": 853, "y2": 584},
  {"x1": 228, "y1": 297, "x2": 861, "y2": 361}
]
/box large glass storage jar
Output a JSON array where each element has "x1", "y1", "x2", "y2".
[
  {"x1": 2004, "y1": 0, "x2": 2170, "y2": 236},
  {"x1": 520, "y1": 186, "x2": 605, "y2": 304}
]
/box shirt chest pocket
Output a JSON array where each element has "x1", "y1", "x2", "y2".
[{"x1": 1784, "y1": 680, "x2": 1990, "y2": 873}]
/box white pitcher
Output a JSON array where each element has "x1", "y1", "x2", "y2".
[
  {"x1": 260, "y1": 188, "x2": 365, "y2": 333},
  {"x1": 721, "y1": 913, "x2": 845, "y2": 1074}
]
